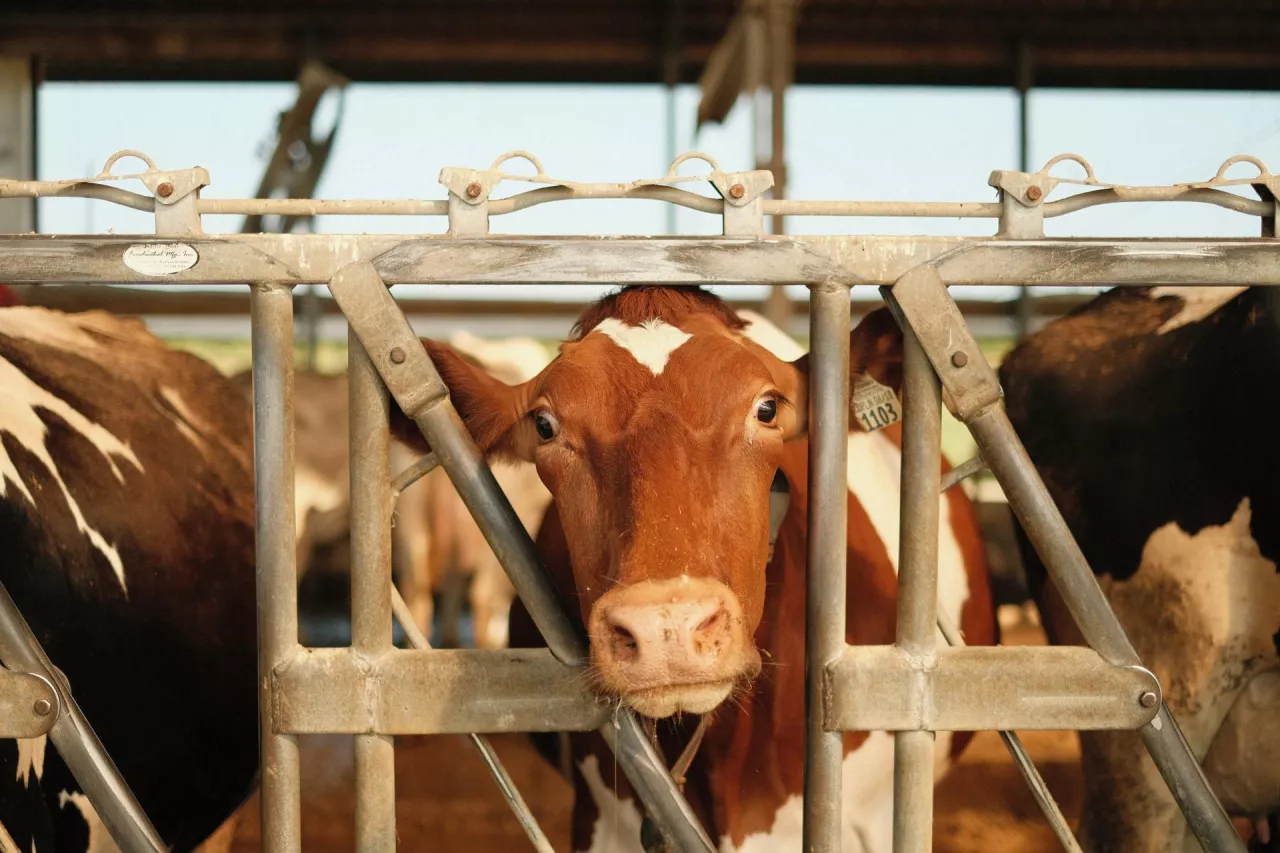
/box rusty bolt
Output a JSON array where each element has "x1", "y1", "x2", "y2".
[
  {"x1": 950, "y1": 351, "x2": 969, "y2": 369},
  {"x1": 1024, "y1": 185, "x2": 1043, "y2": 202},
  {"x1": 33, "y1": 698, "x2": 52, "y2": 716},
  {"x1": 389, "y1": 347, "x2": 407, "y2": 365},
  {"x1": 728, "y1": 184, "x2": 746, "y2": 200},
  {"x1": 1139, "y1": 691, "x2": 1158, "y2": 708},
  {"x1": 465, "y1": 182, "x2": 483, "y2": 199},
  {"x1": 156, "y1": 182, "x2": 175, "y2": 199}
]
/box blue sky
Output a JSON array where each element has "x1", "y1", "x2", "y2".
[{"x1": 34, "y1": 82, "x2": 1280, "y2": 305}]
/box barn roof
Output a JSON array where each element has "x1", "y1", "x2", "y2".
[{"x1": 3, "y1": 0, "x2": 1277, "y2": 90}]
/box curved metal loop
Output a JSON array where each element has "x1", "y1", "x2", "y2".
[
  {"x1": 489, "y1": 150, "x2": 549, "y2": 181},
  {"x1": 1182, "y1": 154, "x2": 1276, "y2": 189},
  {"x1": 652, "y1": 151, "x2": 724, "y2": 184},
  {"x1": 1038, "y1": 153, "x2": 1100, "y2": 185},
  {"x1": 96, "y1": 149, "x2": 160, "y2": 180}
]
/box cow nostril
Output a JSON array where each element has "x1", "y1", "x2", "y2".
[
  {"x1": 610, "y1": 623, "x2": 639, "y2": 662},
  {"x1": 692, "y1": 608, "x2": 729, "y2": 657}
]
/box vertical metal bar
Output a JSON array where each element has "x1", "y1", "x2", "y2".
[
  {"x1": 893, "y1": 324, "x2": 941, "y2": 853},
  {"x1": 348, "y1": 330, "x2": 397, "y2": 853},
  {"x1": 804, "y1": 282, "x2": 850, "y2": 853},
  {"x1": 250, "y1": 282, "x2": 302, "y2": 853},
  {"x1": 966, "y1": 405, "x2": 1246, "y2": 853},
  {"x1": 1014, "y1": 40, "x2": 1035, "y2": 339}
]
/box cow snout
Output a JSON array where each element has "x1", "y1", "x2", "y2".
[{"x1": 588, "y1": 577, "x2": 759, "y2": 718}]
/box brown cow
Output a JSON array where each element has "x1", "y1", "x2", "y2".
[{"x1": 392, "y1": 286, "x2": 995, "y2": 852}]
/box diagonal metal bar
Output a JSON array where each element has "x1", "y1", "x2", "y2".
[
  {"x1": 882, "y1": 269, "x2": 1246, "y2": 853},
  {"x1": 327, "y1": 261, "x2": 716, "y2": 853},
  {"x1": 0, "y1": 580, "x2": 168, "y2": 853}
]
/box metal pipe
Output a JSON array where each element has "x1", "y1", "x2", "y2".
[
  {"x1": 939, "y1": 454, "x2": 985, "y2": 493},
  {"x1": 249, "y1": 282, "x2": 302, "y2": 853},
  {"x1": 390, "y1": 452, "x2": 439, "y2": 498},
  {"x1": 966, "y1": 404, "x2": 1246, "y2": 853},
  {"x1": 202, "y1": 197, "x2": 449, "y2": 216},
  {"x1": 764, "y1": 199, "x2": 1001, "y2": 218},
  {"x1": 0, "y1": 581, "x2": 167, "y2": 853},
  {"x1": 934, "y1": 611, "x2": 1081, "y2": 853},
  {"x1": 892, "y1": 324, "x2": 942, "y2": 853},
  {"x1": 1043, "y1": 187, "x2": 1270, "y2": 219},
  {"x1": 348, "y1": 331, "x2": 397, "y2": 853},
  {"x1": 803, "y1": 282, "x2": 851, "y2": 853}
]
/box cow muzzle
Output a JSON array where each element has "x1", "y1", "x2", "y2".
[{"x1": 587, "y1": 576, "x2": 759, "y2": 718}]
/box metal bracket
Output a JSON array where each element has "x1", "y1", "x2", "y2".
[
  {"x1": 988, "y1": 169, "x2": 1048, "y2": 238},
  {"x1": 0, "y1": 666, "x2": 57, "y2": 738},
  {"x1": 880, "y1": 267, "x2": 1002, "y2": 423},
  {"x1": 710, "y1": 168, "x2": 772, "y2": 236}
]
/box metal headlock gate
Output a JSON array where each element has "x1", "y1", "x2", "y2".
[{"x1": 0, "y1": 147, "x2": 1276, "y2": 853}]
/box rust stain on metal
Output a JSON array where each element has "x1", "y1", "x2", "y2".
[
  {"x1": 156, "y1": 182, "x2": 175, "y2": 198},
  {"x1": 466, "y1": 182, "x2": 483, "y2": 199},
  {"x1": 1025, "y1": 186, "x2": 1043, "y2": 202},
  {"x1": 729, "y1": 184, "x2": 746, "y2": 199}
]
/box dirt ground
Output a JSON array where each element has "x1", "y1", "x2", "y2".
[{"x1": 222, "y1": 614, "x2": 1096, "y2": 852}]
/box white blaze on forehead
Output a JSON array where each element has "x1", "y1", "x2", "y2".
[
  {"x1": 15, "y1": 734, "x2": 46, "y2": 788},
  {"x1": 1149, "y1": 285, "x2": 1249, "y2": 334},
  {"x1": 844, "y1": 430, "x2": 970, "y2": 642},
  {"x1": 0, "y1": 355, "x2": 143, "y2": 593},
  {"x1": 577, "y1": 754, "x2": 644, "y2": 853},
  {"x1": 591, "y1": 319, "x2": 692, "y2": 376}
]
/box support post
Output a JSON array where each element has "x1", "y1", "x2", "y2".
[
  {"x1": 760, "y1": 0, "x2": 797, "y2": 330},
  {"x1": 892, "y1": 325, "x2": 942, "y2": 853},
  {"x1": 0, "y1": 57, "x2": 35, "y2": 234},
  {"x1": 1013, "y1": 41, "x2": 1035, "y2": 338},
  {"x1": 348, "y1": 330, "x2": 397, "y2": 852},
  {"x1": 804, "y1": 282, "x2": 850, "y2": 853},
  {"x1": 250, "y1": 282, "x2": 302, "y2": 853}
]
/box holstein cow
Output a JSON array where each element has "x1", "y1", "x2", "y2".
[
  {"x1": 0, "y1": 307, "x2": 259, "y2": 852},
  {"x1": 390, "y1": 286, "x2": 995, "y2": 852},
  {"x1": 999, "y1": 285, "x2": 1280, "y2": 851}
]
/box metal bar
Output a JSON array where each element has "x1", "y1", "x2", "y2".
[
  {"x1": 390, "y1": 451, "x2": 439, "y2": 498},
  {"x1": 0, "y1": 581, "x2": 166, "y2": 853},
  {"x1": 348, "y1": 330, "x2": 396, "y2": 853},
  {"x1": 4, "y1": 234, "x2": 1280, "y2": 287},
  {"x1": 892, "y1": 324, "x2": 942, "y2": 853},
  {"x1": 327, "y1": 261, "x2": 715, "y2": 853},
  {"x1": 826, "y1": 645, "x2": 1160, "y2": 731},
  {"x1": 389, "y1": 582, "x2": 557, "y2": 853},
  {"x1": 804, "y1": 283, "x2": 850, "y2": 853},
  {"x1": 966, "y1": 405, "x2": 1246, "y2": 853},
  {"x1": 249, "y1": 282, "x2": 302, "y2": 853},
  {"x1": 934, "y1": 611, "x2": 1082, "y2": 853},
  {"x1": 939, "y1": 454, "x2": 985, "y2": 493}
]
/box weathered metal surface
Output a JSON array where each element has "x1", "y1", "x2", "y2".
[
  {"x1": 0, "y1": 579, "x2": 165, "y2": 852},
  {"x1": 249, "y1": 282, "x2": 303, "y2": 853},
  {"x1": 804, "y1": 283, "x2": 851, "y2": 853},
  {"x1": 0, "y1": 666, "x2": 56, "y2": 739},
  {"x1": 827, "y1": 646, "x2": 1162, "y2": 732},
  {"x1": 273, "y1": 648, "x2": 611, "y2": 734},
  {"x1": 893, "y1": 325, "x2": 943, "y2": 853}
]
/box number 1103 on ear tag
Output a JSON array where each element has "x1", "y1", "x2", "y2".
[{"x1": 851, "y1": 375, "x2": 900, "y2": 432}]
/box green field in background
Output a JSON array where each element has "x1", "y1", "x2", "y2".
[{"x1": 167, "y1": 334, "x2": 1016, "y2": 463}]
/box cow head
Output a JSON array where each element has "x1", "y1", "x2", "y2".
[{"x1": 394, "y1": 287, "x2": 903, "y2": 718}]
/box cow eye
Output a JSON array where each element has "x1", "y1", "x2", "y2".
[
  {"x1": 533, "y1": 409, "x2": 560, "y2": 441},
  {"x1": 756, "y1": 398, "x2": 778, "y2": 424}
]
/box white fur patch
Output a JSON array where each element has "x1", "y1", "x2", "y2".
[
  {"x1": 0, "y1": 354, "x2": 143, "y2": 593},
  {"x1": 294, "y1": 464, "x2": 345, "y2": 539},
  {"x1": 1149, "y1": 286, "x2": 1248, "y2": 334},
  {"x1": 736, "y1": 310, "x2": 806, "y2": 362},
  {"x1": 592, "y1": 319, "x2": 692, "y2": 376},
  {"x1": 577, "y1": 754, "x2": 644, "y2": 853},
  {"x1": 844, "y1": 430, "x2": 970, "y2": 641},
  {"x1": 58, "y1": 790, "x2": 112, "y2": 853},
  {"x1": 15, "y1": 735, "x2": 46, "y2": 788}
]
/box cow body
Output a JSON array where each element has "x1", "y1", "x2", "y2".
[
  {"x1": 0, "y1": 307, "x2": 259, "y2": 852},
  {"x1": 397, "y1": 288, "x2": 995, "y2": 853},
  {"x1": 999, "y1": 285, "x2": 1280, "y2": 850}
]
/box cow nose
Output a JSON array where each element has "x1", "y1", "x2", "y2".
[{"x1": 603, "y1": 597, "x2": 731, "y2": 669}]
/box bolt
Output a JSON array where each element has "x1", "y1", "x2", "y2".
[
  {"x1": 156, "y1": 182, "x2": 175, "y2": 198},
  {"x1": 33, "y1": 698, "x2": 52, "y2": 716},
  {"x1": 389, "y1": 347, "x2": 406, "y2": 365},
  {"x1": 950, "y1": 351, "x2": 969, "y2": 368},
  {"x1": 1139, "y1": 691, "x2": 1158, "y2": 708},
  {"x1": 1024, "y1": 185, "x2": 1043, "y2": 202},
  {"x1": 465, "y1": 182, "x2": 483, "y2": 199},
  {"x1": 728, "y1": 184, "x2": 746, "y2": 199}
]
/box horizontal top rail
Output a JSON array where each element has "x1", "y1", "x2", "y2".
[{"x1": 1, "y1": 149, "x2": 1276, "y2": 230}]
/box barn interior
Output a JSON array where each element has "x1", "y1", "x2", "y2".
[{"x1": 1, "y1": 1, "x2": 1277, "y2": 850}]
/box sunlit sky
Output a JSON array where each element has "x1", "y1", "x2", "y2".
[{"x1": 32, "y1": 81, "x2": 1280, "y2": 309}]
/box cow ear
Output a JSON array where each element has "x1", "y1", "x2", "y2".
[
  {"x1": 774, "y1": 306, "x2": 905, "y2": 439},
  {"x1": 389, "y1": 340, "x2": 537, "y2": 463}
]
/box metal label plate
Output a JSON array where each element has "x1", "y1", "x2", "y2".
[{"x1": 122, "y1": 243, "x2": 198, "y2": 276}]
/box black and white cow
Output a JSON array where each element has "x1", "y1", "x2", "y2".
[
  {"x1": 999, "y1": 285, "x2": 1280, "y2": 850},
  {"x1": 0, "y1": 306, "x2": 259, "y2": 852}
]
